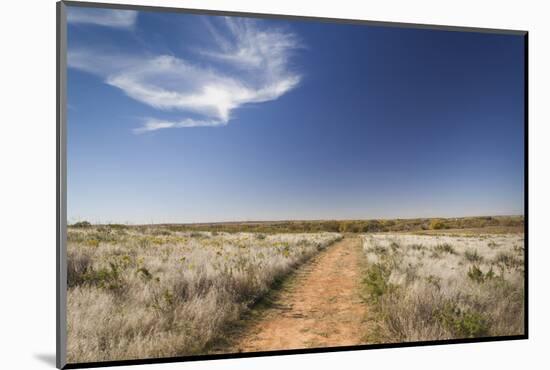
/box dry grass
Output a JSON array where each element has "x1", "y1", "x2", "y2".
[
  {"x1": 66, "y1": 226, "x2": 342, "y2": 363},
  {"x1": 361, "y1": 233, "x2": 524, "y2": 342}
]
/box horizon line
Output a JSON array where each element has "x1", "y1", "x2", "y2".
[{"x1": 68, "y1": 213, "x2": 525, "y2": 227}]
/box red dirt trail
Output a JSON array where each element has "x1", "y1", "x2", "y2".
[{"x1": 230, "y1": 237, "x2": 370, "y2": 352}]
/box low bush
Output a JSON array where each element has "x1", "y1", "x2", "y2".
[
  {"x1": 464, "y1": 249, "x2": 483, "y2": 263},
  {"x1": 72, "y1": 221, "x2": 92, "y2": 228},
  {"x1": 435, "y1": 302, "x2": 489, "y2": 338}
]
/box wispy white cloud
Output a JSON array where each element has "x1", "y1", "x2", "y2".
[
  {"x1": 68, "y1": 17, "x2": 302, "y2": 132},
  {"x1": 67, "y1": 8, "x2": 138, "y2": 29},
  {"x1": 133, "y1": 118, "x2": 225, "y2": 134},
  {"x1": 67, "y1": 49, "x2": 138, "y2": 75}
]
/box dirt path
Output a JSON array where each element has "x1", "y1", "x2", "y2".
[{"x1": 229, "y1": 237, "x2": 369, "y2": 352}]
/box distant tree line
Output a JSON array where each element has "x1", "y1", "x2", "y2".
[{"x1": 70, "y1": 216, "x2": 524, "y2": 234}]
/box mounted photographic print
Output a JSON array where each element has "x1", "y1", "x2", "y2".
[{"x1": 56, "y1": 1, "x2": 528, "y2": 368}]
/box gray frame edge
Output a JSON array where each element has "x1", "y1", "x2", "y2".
[
  {"x1": 56, "y1": 1, "x2": 68, "y2": 369},
  {"x1": 61, "y1": 0, "x2": 527, "y2": 36}
]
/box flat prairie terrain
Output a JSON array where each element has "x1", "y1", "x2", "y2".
[
  {"x1": 66, "y1": 226, "x2": 342, "y2": 362},
  {"x1": 66, "y1": 222, "x2": 524, "y2": 363}
]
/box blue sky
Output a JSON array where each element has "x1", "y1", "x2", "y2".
[{"x1": 66, "y1": 6, "x2": 525, "y2": 224}]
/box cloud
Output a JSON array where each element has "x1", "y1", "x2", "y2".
[
  {"x1": 133, "y1": 118, "x2": 225, "y2": 134},
  {"x1": 67, "y1": 49, "x2": 138, "y2": 75},
  {"x1": 67, "y1": 8, "x2": 138, "y2": 29},
  {"x1": 68, "y1": 17, "x2": 302, "y2": 132}
]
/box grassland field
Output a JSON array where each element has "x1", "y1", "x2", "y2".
[{"x1": 66, "y1": 215, "x2": 524, "y2": 362}]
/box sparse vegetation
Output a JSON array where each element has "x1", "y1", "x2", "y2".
[
  {"x1": 66, "y1": 220, "x2": 524, "y2": 361},
  {"x1": 464, "y1": 248, "x2": 484, "y2": 263},
  {"x1": 429, "y1": 219, "x2": 449, "y2": 230},
  {"x1": 361, "y1": 233, "x2": 524, "y2": 342},
  {"x1": 151, "y1": 215, "x2": 523, "y2": 235},
  {"x1": 66, "y1": 225, "x2": 342, "y2": 362},
  {"x1": 433, "y1": 243, "x2": 456, "y2": 255}
]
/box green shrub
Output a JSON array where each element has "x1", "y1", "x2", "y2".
[
  {"x1": 495, "y1": 251, "x2": 520, "y2": 270},
  {"x1": 85, "y1": 239, "x2": 100, "y2": 247},
  {"x1": 371, "y1": 244, "x2": 388, "y2": 255},
  {"x1": 73, "y1": 221, "x2": 92, "y2": 228},
  {"x1": 425, "y1": 275, "x2": 441, "y2": 290},
  {"x1": 81, "y1": 262, "x2": 124, "y2": 291},
  {"x1": 467, "y1": 265, "x2": 495, "y2": 283},
  {"x1": 436, "y1": 302, "x2": 489, "y2": 338},
  {"x1": 390, "y1": 242, "x2": 400, "y2": 251},
  {"x1": 136, "y1": 267, "x2": 153, "y2": 282},
  {"x1": 434, "y1": 243, "x2": 456, "y2": 255},
  {"x1": 431, "y1": 243, "x2": 456, "y2": 258},
  {"x1": 464, "y1": 249, "x2": 483, "y2": 263},
  {"x1": 361, "y1": 221, "x2": 382, "y2": 233},
  {"x1": 362, "y1": 263, "x2": 393, "y2": 302},
  {"x1": 430, "y1": 219, "x2": 447, "y2": 230}
]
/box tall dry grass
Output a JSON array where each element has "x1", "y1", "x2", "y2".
[
  {"x1": 361, "y1": 234, "x2": 524, "y2": 342},
  {"x1": 67, "y1": 226, "x2": 342, "y2": 362}
]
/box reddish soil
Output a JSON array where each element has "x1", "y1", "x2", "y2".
[{"x1": 230, "y1": 237, "x2": 370, "y2": 352}]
